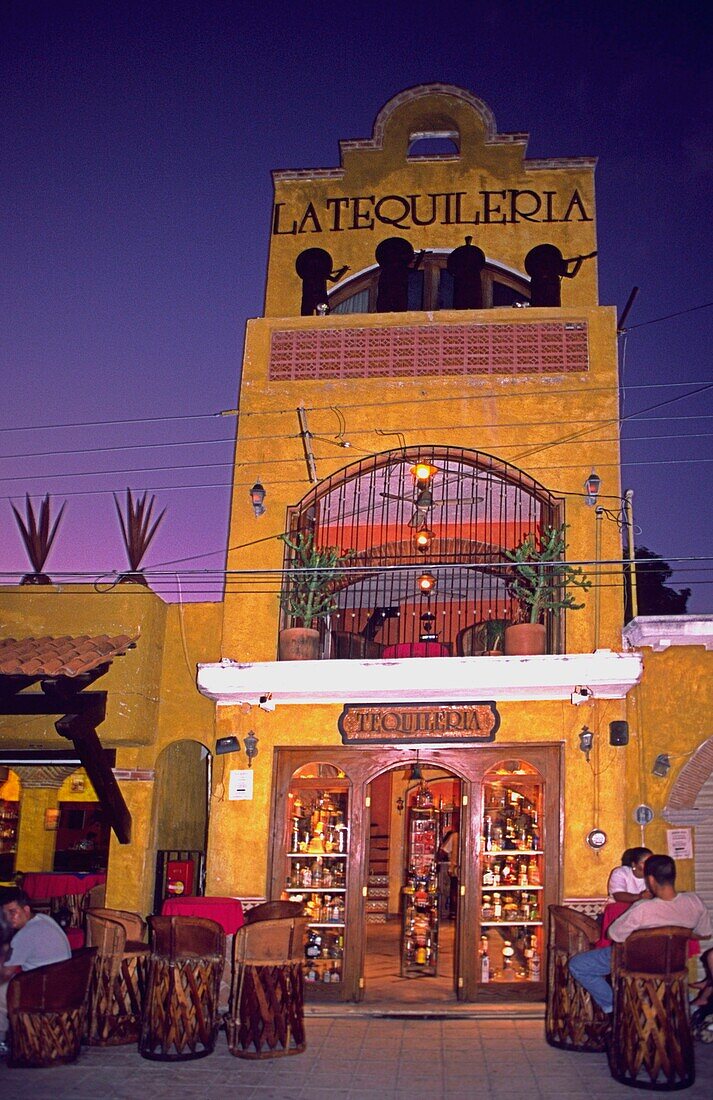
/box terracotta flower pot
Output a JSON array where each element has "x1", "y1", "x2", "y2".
[
  {"x1": 504, "y1": 623, "x2": 546, "y2": 656},
  {"x1": 278, "y1": 627, "x2": 321, "y2": 661}
]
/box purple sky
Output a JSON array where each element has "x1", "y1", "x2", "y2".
[{"x1": 2, "y1": 1, "x2": 712, "y2": 608}]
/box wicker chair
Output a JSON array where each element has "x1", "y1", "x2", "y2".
[
  {"x1": 227, "y1": 916, "x2": 309, "y2": 1059},
  {"x1": 608, "y1": 925, "x2": 694, "y2": 1090},
  {"x1": 139, "y1": 915, "x2": 225, "y2": 1062},
  {"x1": 546, "y1": 904, "x2": 609, "y2": 1053},
  {"x1": 6, "y1": 948, "x2": 96, "y2": 1068},
  {"x1": 85, "y1": 909, "x2": 150, "y2": 1045},
  {"x1": 244, "y1": 900, "x2": 304, "y2": 925}
]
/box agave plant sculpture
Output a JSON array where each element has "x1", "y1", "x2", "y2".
[
  {"x1": 11, "y1": 494, "x2": 66, "y2": 585},
  {"x1": 113, "y1": 489, "x2": 166, "y2": 584}
]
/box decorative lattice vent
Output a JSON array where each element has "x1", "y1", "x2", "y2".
[{"x1": 270, "y1": 320, "x2": 588, "y2": 381}]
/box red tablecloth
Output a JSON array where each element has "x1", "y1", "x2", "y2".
[
  {"x1": 67, "y1": 928, "x2": 85, "y2": 949},
  {"x1": 382, "y1": 642, "x2": 450, "y2": 658},
  {"x1": 596, "y1": 900, "x2": 699, "y2": 956},
  {"x1": 161, "y1": 895, "x2": 245, "y2": 935},
  {"x1": 23, "y1": 871, "x2": 106, "y2": 900}
]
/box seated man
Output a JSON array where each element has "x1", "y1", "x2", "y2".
[
  {"x1": 569, "y1": 854, "x2": 712, "y2": 1016},
  {"x1": 0, "y1": 888, "x2": 72, "y2": 1055}
]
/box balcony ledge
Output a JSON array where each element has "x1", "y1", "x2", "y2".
[
  {"x1": 197, "y1": 649, "x2": 642, "y2": 708},
  {"x1": 623, "y1": 615, "x2": 713, "y2": 652}
]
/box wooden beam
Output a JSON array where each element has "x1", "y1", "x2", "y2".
[{"x1": 54, "y1": 697, "x2": 132, "y2": 845}]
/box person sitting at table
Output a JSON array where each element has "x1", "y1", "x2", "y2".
[
  {"x1": 569, "y1": 854, "x2": 712, "y2": 1018},
  {"x1": 691, "y1": 945, "x2": 713, "y2": 1009},
  {"x1": 0, "y1": 887, "x2": 72, "y2": 1056},
  {"x1": 607, "y1": 846, "x2": 653, "y2": 903}
]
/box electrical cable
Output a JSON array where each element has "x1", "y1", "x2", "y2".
[
  {"x1": 2, "y1": 376, "x2": 712, "y2": 438},
  {"x1": 6, "y1": 427, "x2": 713, "y2": 485}
]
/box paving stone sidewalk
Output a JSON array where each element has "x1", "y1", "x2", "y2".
[{"x1": 1, "y1": 1018, "x2": 711, "y2": 1099}]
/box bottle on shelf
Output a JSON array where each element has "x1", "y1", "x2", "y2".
[
  {"x1": 479, "y1": 935, "x2": 490, "y2": 982},
  {"x1": 528, "y1": 945, "x2": 541, "y2": 980},
  {"x1": 527, "y1": 856, "x2": 541, "y2": 885}
]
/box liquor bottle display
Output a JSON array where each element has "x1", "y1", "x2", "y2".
[
  {"x1": 0, "y1": 799, "x2": 19, "y2": 880},
  {"x1": 478, "y1": 760, "x2": 544, "y2": 985},
  {"x1": 282, "y1": 766, "x2": 349, "y2": 991},
  {"x1": 400, "y1": 782, "x2": 439, "y2": 977}
]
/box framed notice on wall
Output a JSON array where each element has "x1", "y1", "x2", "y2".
[
  {"x1": 228, "y1": 769, "x2": 254, "y2": 801},
  {"x1": 666, "y1": 828, "x2": 693, "y2": 860}
]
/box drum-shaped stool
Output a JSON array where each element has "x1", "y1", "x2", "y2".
[
  {"x1": 85, "y1": 910, "x2": 150, "y2": 1045},
  {"x1": 609, "y1": 925, "x2": 694, "y2": 1090},
  {"x1": 227, "y1": 916, "x2": 309, "y2": 1058},
  {"x1": 6, "y1": 948, "x2": 96, "y2": 1068},
  {"x1": 546, "y1": 904, "x2": 609, "y2": 1052},
  {"x1": 139, "y1": 915, "x2": 225, "y2": 1061}
]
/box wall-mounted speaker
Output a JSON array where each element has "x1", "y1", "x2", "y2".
[
  {"x1": 215, "y1": 736, "x2": 241, "y2": 756},
  {"x1": 609, "y1": 720, "x2": 629, "y2": 746}
]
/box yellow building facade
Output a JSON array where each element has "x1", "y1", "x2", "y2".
[{"x1": 1, "y1": 85, "x2": 711, "y2": 1003}]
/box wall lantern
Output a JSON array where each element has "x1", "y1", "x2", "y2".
[
  {"x1": 413, "y1": 526, "x2": 435, "y2": 553},
  {"x1": 249, "y1": 480, "x2": 267, "y2": 517},
  {"x1": 420, "y1": 609, "x2": 437, "y2": 641},
  {"x1": 243, "y1": 731, "x2": 259, "y2": 767},
  {"x1": 584, "y1": 471, "x2": 601, "y2": 506},
  {"x1": 417, "y1": 572, "x2": 437, "y2": 594},
  {"x1": 396, "y1": 797, "x2": 405, "y2": 814},
  {"x1": 652, "y1": 753, "x2": 671, "y2": 778},
  {"x1": 578, "y1": 725, "x2": 594, "y2": 762}
]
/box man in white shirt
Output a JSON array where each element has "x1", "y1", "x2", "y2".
[
  {"x1": 0, "y1": 888, "x2": 72, "y2": 1052},
  {"x1": 569, "y1": 854, "x2": 712, "y2": 1015}
]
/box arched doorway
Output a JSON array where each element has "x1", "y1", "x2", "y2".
[
  {"x1": 152, "y1": 739, "x2": 211, "y2": 910},
  {"x1": 363, "y1": 759, "x2": 463, "y2": 1004}
]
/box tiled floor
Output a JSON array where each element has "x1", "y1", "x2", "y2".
[{"x1": 2, "y1": 1017, "x2": 711, "y2": 1099}]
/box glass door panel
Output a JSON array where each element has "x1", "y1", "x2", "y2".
[{"x1": 478, "y1": 759, "x2": 544, "y2": 986}]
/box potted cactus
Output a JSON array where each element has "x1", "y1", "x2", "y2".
[
  {"x1": 278, "y1": 531, "x2": 354, "y2": 660},
  {"x1": 503, "y1": 523, "x2": 590, "y2": 655}
]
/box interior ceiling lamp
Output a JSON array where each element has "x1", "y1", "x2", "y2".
[
  {"x1": 413, "y1": 526, "x2": 435, "y2": 553},
  {"x1": 584, "y1": 471, "x2": 602, "y2": 506},
  {"x1": 417, "y1": 572, "x2": 437, "y2": 594},
  {"x1": 249, "y1": 480, "x2": 267, "y2": 517},
  {"x1": 243, "y1": 731, "x2": 259, "y2": 767},
  {"x1": 409, "y1": 761, "x2": 424, "y2": 781},
  {"x1": 410, "y1": 462, "x2": 438, "y2": 485},
  {"x1": 578, "y1": 725, "x2": 594, "y2": 763}
]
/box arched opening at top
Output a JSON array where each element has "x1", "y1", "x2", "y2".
[
  {"x1": 329, "y1": 253, "x2": 530, "y2": 315},
  {"x1": 282, "y1": 445, "x2": 564, "y2": 658},
  {"x1": 407, "y1": 131, "x2": 460, "y2": 158},
  {"x1": 152, "y1": 739, "x2": 211, "y2": 908}
]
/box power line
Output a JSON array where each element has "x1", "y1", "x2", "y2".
[
  {"x1": 4, "y1": 427, "x2": 713, "y2": 485},
  {"x1": 1, "y1": 553, "x2": 711, "y2": 580},
  {"x1": 2, "y1": 410, "x2": 713, "y2": 465},
  {"x1": 0, "y1": 412, "x2": 224, "y2": 435},
  {"x1": 513, "y1": 381, "x2": 713, "y2": 463},
  {"x1": 1, "y1": 436, "x2": 235, "y2": 462},
  {"x1": 622, "y1": 301, "x2": 713, "y2": 332},
  {"x1": 4, "y1": 452, "x2": 713, "y2": 503},
  {"x1": 2, "y1": 379, "x2": 712, "y2": 438}
]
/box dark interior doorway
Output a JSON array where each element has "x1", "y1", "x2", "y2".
[{"x1": 363, "y1": 762, "x2": 462, "y2": 1003}]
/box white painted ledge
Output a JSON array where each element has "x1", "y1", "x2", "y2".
[
  {"x1": 623, "y1": 615, "x2": 713, "y2": 652},
  {"x1": 197, "y1": 649, "x2": 642, "y2": 708}
]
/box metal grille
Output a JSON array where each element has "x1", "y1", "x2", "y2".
[
  {"x1": 270, "y1": 321, "x2": 588, "y2": 381},
  {"x1": 284, "y1": 446, "x2": 563, "y2": 657}
]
